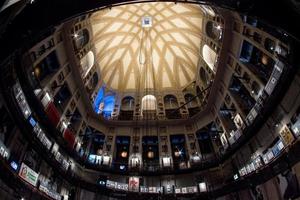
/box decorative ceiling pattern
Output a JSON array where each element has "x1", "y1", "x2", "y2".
[{"x1": 91, "y1": 2, "x2": 204, "y2": 91}]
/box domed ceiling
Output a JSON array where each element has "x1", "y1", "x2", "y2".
[{"x1": 91, "y1": 2, "x2": 204, "y2": 91}]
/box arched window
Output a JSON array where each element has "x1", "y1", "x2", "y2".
[
  {"x1": 121, "y1": 96, "x2": 135, "y2": 111},
  {"x1": 205, "y1": 21, "x2": 222, "y2": 40},
  {"x1": 164, "y1": 95, "x2": 181, "y2": 119},
  {"x1": 199, "y1": 67, "x2": 208, "y2": 84},
  {"x1": 202, "y1": 45, "x2": 217, "y2": 72},
  {"x1": 74, "y1": 29, "x2": 89, "y2": 50},
  {"x1": 80, "y1": 51, "x2": 94, "y2": 78},
  {"x1": 141, "y1": 95, "x2": 157, "y2": 111},
  {"x1": 164, "y1": 95, "x2": 178, "y2": 109},
  {"x1": 185, "y1": 93, "x2": 200, "y2": 117},
  {"x1": 196, "y1": 86, "x2": 204, "y2": 102},
  {"x1": 196, "y1": 128, "x2": 214, "y2": 154},
  {"x1": 91, "y1": 72, "x2": 99, "y2": 88},
  {"x1": 87, "y1": 72, "x2": 98, "y2": 94},
  {"x1": 184, "y1": 93, "x2": 198, "y2": 108},
  {"x1": 170, "y1": 134, "x2": 188, "y2": 169},
  {"x1": 119, "y1": 96, "x2": 135, "y2": 120},
  {"x1": 251, "y1": 81, "x2": 260, "y2": 96},
  {"x1": 264, "y1": 38, "x2": 275, "y2": 53}
]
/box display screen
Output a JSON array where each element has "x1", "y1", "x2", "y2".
[{"x1": 93, "y1": 87, "x2": 115, "y2": 119}]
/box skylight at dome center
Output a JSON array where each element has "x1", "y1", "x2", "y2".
[{"x1": 91, "y1": 2, "x2": 204, "y2": 91}]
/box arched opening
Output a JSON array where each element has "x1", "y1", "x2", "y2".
[
  {"x1": 74, "y1": 29, "x2": 89, "y2": 50},
  {"x1": 164, "y1": 95, "x2": 178, "y2": 109},
  {"x1": 86, "y1": 72, "x2": 98, "y2": 95},
  {"x1": 205, "y1": 21, "x2": 222, "y2": 40},
  {"x1": 228, "y1": 76, "x2": 255, "y2": 115},
  {"x1": 115, "y1": 136, "x2": 130, "y2": 171},
  {"x1": 199, "y1": 67, "x2": 208, "y2": 85},
  {"x1": 185, "y1": 93, "x2": 200, "y2": 117},
  {"x1": 87, "y1": 133, "x2": 105, "y2": 166},
  {"x1": 196, "y1": 124, "x2": 216, "y2": 156},
  {"x1": 142, "y1": 136, "x2": 159, "y2": 171},
  {"x1": 91, "y1": 72, "x2": 99, "y2": 88},
  {"x1": 184, "y1": 93, "x2": 198, "y2": 108},
  {"x1": 264, "y1": 38, "x2": 275, "y2": 53},
  {"x1": 196, "y1": 86, "x2": 204, "y2": 104},
  {"x1": 119, "y1": 96, "x2": 135, "y2": 120},
  {"x1": 239, "y1": 40, "x2": 274, "y2": 83},
  {"x1": 53, "y1": 83, "x2": 72, "y2": 114},
  {"x1": 164, "y1": 95, "x2": 181, "y2": 119},
  {"x1": 80, "y1": 51, "x2": 94, "y2": 78},
  {"x1": 141, "y1": 95, "x2": 157, "y2": 120},
  {"x1": 33, "y1": 51, "x2": 60, "y2": 84},
  {"x1": 202, "y1": 45, "x2": 217, "y2": 72},
  {"x1": 142, "y1": 95, "x2": 157, "y2": 111},
  {"x1": 170, "y1": 134, "x2": 188, "y2": 170},
  {"x1": 251, "y1": 81, "x2": 260, "y2": 96}
]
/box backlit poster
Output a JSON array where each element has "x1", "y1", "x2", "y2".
[
  {"x1": 18, "y1": 163, "x2": 39, "y2": 186},
  {"x1": 129, "y1": 177, "x2": 139, "y2": 192},
  {"x1": 234, "y1": 113, "x2": 244, "y2": 129},
  {"x1": 279, "y1": 125, "x2": 295, "y2": 145}
]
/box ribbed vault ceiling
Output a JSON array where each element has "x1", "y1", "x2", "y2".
[{"x1": 91, "y1": 2, "x2": 204, "y2": 91}]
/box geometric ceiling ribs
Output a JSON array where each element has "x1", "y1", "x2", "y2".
[{"x1": 91, "y1": 2, "x2": 204, "y2": 91}]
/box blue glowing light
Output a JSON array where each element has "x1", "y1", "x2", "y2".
[{"x1": 93, "y1": 87, "x2": 115, "y2": 119}]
